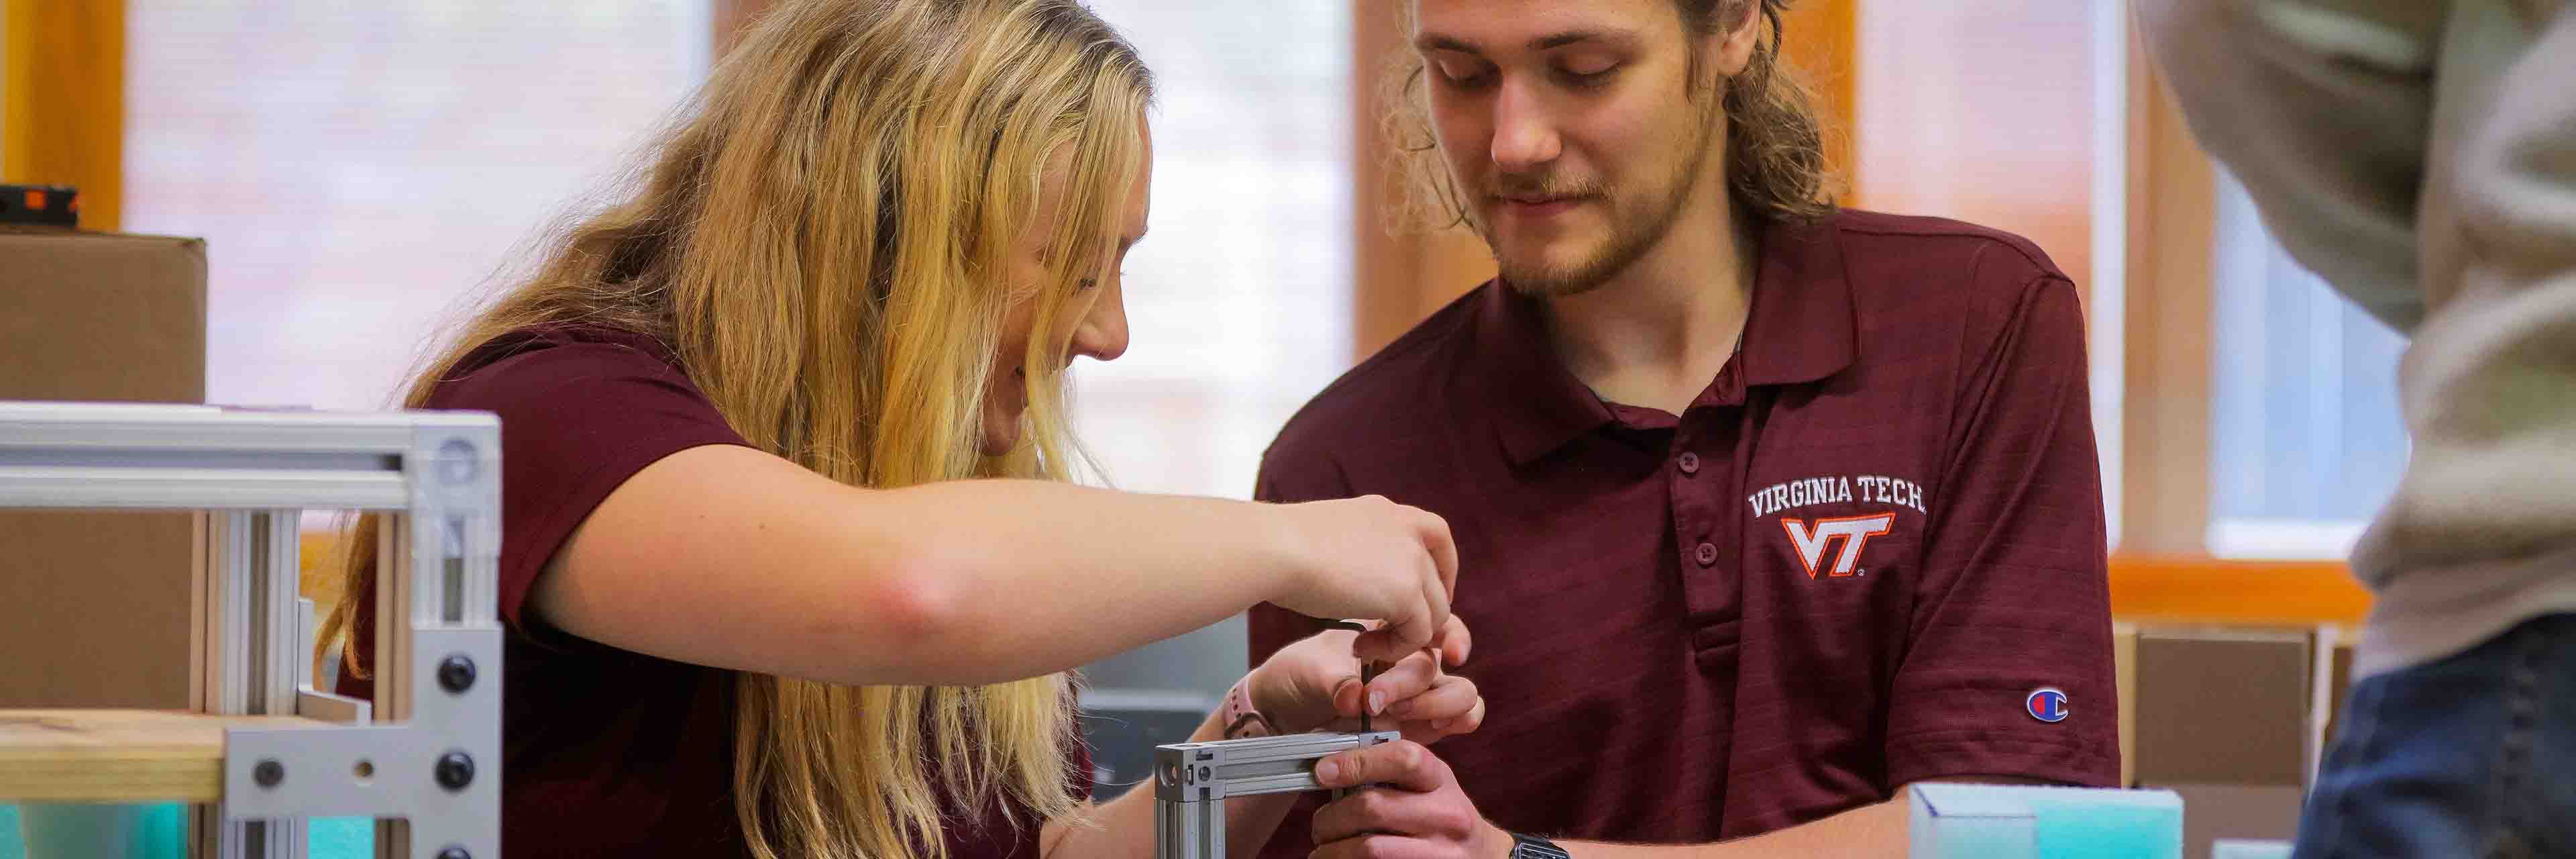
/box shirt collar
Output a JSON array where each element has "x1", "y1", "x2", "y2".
[{"x1": 1468, "y1": 213, "x2": 1858, "y2": 465}]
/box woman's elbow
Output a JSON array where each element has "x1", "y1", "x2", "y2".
[
  {"x1": 870, "y1": 552, "x2": 964, "y2": 648},
  {"x1": 812, "y1": 543, "x2": 983, "y2": 683}
]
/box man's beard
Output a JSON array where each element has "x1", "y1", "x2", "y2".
[{"x1": 1472, "y1": 103, "x2": 1721, "y2": 299}]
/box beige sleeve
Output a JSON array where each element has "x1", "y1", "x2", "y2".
[{"x1": 2132, "y1": 0, "x2": 2448, "y2": 330}]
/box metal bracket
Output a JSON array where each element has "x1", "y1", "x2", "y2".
[
  {"x1": 0, "y1": 402, "x2": 502, "y2": 859},
  {"x1": 1153, "y1": 731, "x2": 1398, "y2": 859},
  {"x1": 227, "y1": 626, "x2": 500, "y2": 856}
]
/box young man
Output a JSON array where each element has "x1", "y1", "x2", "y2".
[
  {"x1": 2139, "y1": 2, "x2": 2576, "y2": 855},
  {"x1": 1249, "y1": 0, "x2": 2116, "y2": 855}
]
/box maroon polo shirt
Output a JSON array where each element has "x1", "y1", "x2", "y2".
[
  {"x1": 1248, "y1": 209, "x2": 2117, "y2": 848},
  {"x1": 343, "y1": 325, "x2": 1083, "y2": 857}
]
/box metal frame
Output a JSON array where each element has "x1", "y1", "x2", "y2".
[
  {"x1": 0, "y1": 401, "x2": 502, "y2": 859},
  {"x1": 1152, "y1": 731, "x2": 1397, "y2": 859}
]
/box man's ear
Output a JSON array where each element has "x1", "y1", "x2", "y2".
[{"x1": 1709, "y1": 1, "x2": 1763, "y2": 78}]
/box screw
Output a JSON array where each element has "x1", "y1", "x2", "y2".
[
  {"x1": 437, "y1": 654, "x2": 477, "y2": 693},
  {"x1": 435, "y1": 438, "x2": 479, "y2": 485},
  {"x1": 436, "y1": 849, "x2": 470, "y2": 859},
  {"x1": 434, "y1": 752, "x2": 475, "y2": 791},
  {"x1": 253, "y1": 759, "x2": 284, "y2": 789}
]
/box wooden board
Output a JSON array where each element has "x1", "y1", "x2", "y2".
[{"x1": 0, "y1": 709, "x2": 325, "y2": 803}]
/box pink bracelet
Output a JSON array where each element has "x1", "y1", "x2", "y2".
[{"x1": 1222, "y1": 678, "x2": 1275, "y2": 739}]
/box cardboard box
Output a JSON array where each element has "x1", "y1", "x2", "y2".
[
  {"x1": 0, "y1": 227, "x2": 207, "y2": 709},
  {"x1": 2130, "y1": 627, "x2": 2314, "y2": 856},
  {"x1": 2133, "y1": 627, "x2": 2312, "y2": 785}
]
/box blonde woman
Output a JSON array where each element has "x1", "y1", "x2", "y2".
[{"x1": 315, "y1": 1, "x2": 1481, "y2": 856}]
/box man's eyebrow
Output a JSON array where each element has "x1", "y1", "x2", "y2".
[
  {"x1": 1531, "y1": 29, "x2": 1625, "y2": 50},
  {"x1": 1413, "y1": 28, "x2": 1635, "y2": 55},
  {"x1": 1413, "y1": 33, "x2": 1481, "y2": 54}
]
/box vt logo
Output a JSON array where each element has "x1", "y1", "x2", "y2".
[{"x1": 1778, "y1": 512, "x2": 1895, "y2": 578}]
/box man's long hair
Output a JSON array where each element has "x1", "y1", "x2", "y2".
[{"x1": 1381, "y1": 0, "x2": 1835, "y2": 230}]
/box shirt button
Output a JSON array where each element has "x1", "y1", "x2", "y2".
[
  {"x1": 1694, "y1": 542, "x2": 1718, "y2": 566},
  {"x1": 1677, "y1": 452, "x2": 1701, "y2": 475}
]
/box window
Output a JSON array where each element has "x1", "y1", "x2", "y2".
[
  {"x1": 2205, "y1": 169, "x2": 2410, "y2": 558},
  {"x1": 1060, "y1": 0, "x2": 1352, "y2": 705},
  {"x1": 124, "y1": 1, "x2": 713, "y2": 411},
  {"x1": 1065, "y1": 1, "x2": 1352, "y2": 503}
]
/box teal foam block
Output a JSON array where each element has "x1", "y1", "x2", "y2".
[
  {"x1": 309, "y1": 817, "x2": 374, "y2": 858},
  {"x1": 1909, "y1": 783, "x2": 2183, "y2": 859},
  {"x1": 0, "y1": 806, "x2": 368, "y2": 859},
  {"x1": 0, "y1": 803, "x2": 186, "y2": 859}
]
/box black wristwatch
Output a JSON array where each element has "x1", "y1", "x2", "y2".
[{"x1": 1507, "y1": 832, "x2": 1570, "y2": 859}]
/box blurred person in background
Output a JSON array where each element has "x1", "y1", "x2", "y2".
[
  {"x1": 315, "y1": 1, "x2": 1484, "y2": 856},
  {"x1": 2141, "y1": 1, "x2": 2576, "y2": 856}
]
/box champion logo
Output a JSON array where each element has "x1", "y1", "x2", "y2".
[
  {"x1": 1778, "y1": 512, "x2": 1896, "y2": 578},
  {"x1": 2026, "y1": 687, "x2": 2070, "y2": 723}
]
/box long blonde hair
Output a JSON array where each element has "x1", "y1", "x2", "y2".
[{"x1": 314, "y1": 2, "x2": 1154, "y2": 857}]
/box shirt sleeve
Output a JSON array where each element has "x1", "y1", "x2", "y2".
[
  {"x1": 2135, "y1": 0, "x2": 2437, "y2": 331},
  {"x1": 422, "y1": 339, "x2": 752, "y2": 649},
  {"x1": 1882, "y1": 274, "x2": 2121, "y2": 789}
]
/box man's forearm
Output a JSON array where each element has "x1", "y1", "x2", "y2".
[
  {"x1": 1516, "y1": 777, "x2": 2056, "y2": 859},
  {"x1": 1519, "y1": 797, "x2": 1908, "y2": 859}
]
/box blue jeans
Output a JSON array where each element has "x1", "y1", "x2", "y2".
[{"x1": 2295, "y1": 613, "x2": 2576, "y2": 858}]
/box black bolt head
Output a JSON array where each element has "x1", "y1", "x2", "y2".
[
  {"x1": 437, "y1": 654, "x2": 477, "y2": 693},
  {"x1": 253, "y1": 759, "x2": 284, "y2": 789},
  {"x1": 434, "y1": 752, "x2": 475, "y2": 791}
]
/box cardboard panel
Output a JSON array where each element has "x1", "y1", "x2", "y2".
[
  {"x1": 2132, "y1": 627, "x2": 2310, "y2": 787},
  {"x1": 0, "y1": 228, "x2": 207, "y2": 708}
]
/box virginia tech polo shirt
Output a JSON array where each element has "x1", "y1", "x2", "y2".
[{"x1": 1249, "y1": 209, "x2": 2118, "y2": 846}]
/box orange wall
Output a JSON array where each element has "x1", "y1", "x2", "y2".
[
  {"x1": 2, "y1": 0, "x2": 125, "y2": 230},
  {"x1": 1851, "y1": 3, "x2": 2094, "y2": 308}
]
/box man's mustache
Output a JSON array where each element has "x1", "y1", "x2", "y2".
[{"x1": 1486, "y1": 173, "x2": 1603, "y2": 200}]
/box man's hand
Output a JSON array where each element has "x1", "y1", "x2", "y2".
[
  {"x1": 1250, "y1": 615, "x2": 1484, "y2": 742},
  {"x1": 1307, "y1": 739, "x2": 1511, "y2": 859}
]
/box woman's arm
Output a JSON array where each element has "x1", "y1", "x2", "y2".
[{"x1": 533, "y1": 444, "x2": 1456, "y2": 687}]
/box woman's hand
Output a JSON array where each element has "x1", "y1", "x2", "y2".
[
  {"x1": 1265, "y1": 496, "x2": 1459, "y2": 664},
  {"x1": 1247, "y1": 616, "x2": 1483, "y2": 744}
]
